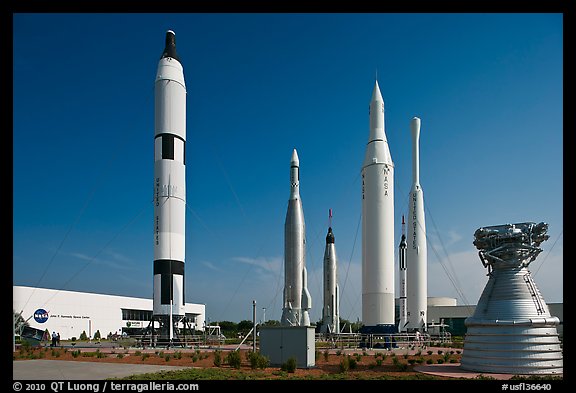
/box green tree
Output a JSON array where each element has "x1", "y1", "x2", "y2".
[
  {"x1": 237, "y1": 320, "x2": 253, "y2": 333},
  {"x1": 79, "y1": 331, "x2": 89, "y2": 341}
]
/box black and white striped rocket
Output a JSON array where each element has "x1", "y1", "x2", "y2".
[
  {"x1": 398, "y1": 215, "x2": 408, "y2": 332},
  {"x1": 153, "y1": 30, "x2": 187, "y2": 323},
  {"x1": 281, "y1": 149, "x2": 312, "y2": 327},
  {"x1": 320, "y1": 216, "x2": 340, "y2": 334}
]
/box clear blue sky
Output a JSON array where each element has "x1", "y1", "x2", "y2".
[{"x1": 13, "y1": 13, "x2": 563, "y2": 324}]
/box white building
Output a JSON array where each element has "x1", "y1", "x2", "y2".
[{"x1": 13, "y1": 286, "x2": 205, "y2": 340}]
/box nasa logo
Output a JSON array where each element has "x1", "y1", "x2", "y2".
[{"x1": 34, "y1": 309, "x2": 49, "y2": 323}]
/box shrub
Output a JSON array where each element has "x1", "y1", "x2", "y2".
[
  {"x1": 408, "y1": 359, "x2": 416, "y2": 365},
  {"x1": 117, "y1": 353, "x2": 124, "y2": 359},
  {"x1": 376, "y1": 359, "x2": 383, "y2": 366},
  {"x1": 349, "y1": 356, "x2": 358, "y2": 370},
  {"x1": 134, "y1": 351, "x2": 141, "y2": 357},
  {"x1": 437, "y1": 359, "x2": 444, "y2": 364},
  {"x1": 450, "y1": 359, "x2": 458, "y2": 363},
  {"x1": 281, "y1": 357, "x2": 297, "y2": 373},
  {"x1": 427, "y1": 350, "x2": 433, "y2": 355},
  {"x1": 226, "y1": 350, "x2": 242, "y2": 369},
  {"x1": 164, "y1": 354, "x2": 171, "y2": 362},
  {"x1": 248, "y1": 352, "x2": 269, "y2": 369},
  {"x1": 80, "y1": 331, "x2": 89, "y2": 341},
  {"x1": 323, "y1": 350, "x2": 329, "y2": 362},
  {"x1": 426, "y1": 358, "x2": 433, "y2": 364},
  {"x1": 213, "y1": 350, "x2": 222, "y2": 367},
  {"x1": 339, "y1": 356, "x2": 350, "y2": 373},
  {"x1": 141, "y1": 353, "x2": 150, "y2": 361}
]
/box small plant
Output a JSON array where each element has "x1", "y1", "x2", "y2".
[
  {"x1": 403, "y1": 352, "x2": 409, "y2": 359},
  {"x1": 117, "y1": 353, "x2": 124, "y2": 359},
  {"x1": 135, "y1": 350, "x2": 142, "y2": 357},
  {"x1": 427, "y1": 350, "x2": 433, "y2": 355},
  {"x1": 450, "y1": 359, "x2": 458, "y2": 363},
  {"x1": 174, "y1": 351, "x2": 182, "y2": 359},
  {"x1": 426, "y1": 358, "x2": 433, "y2": 364},
  {"x1": 248, "y1": 352, "x2": 269, "y2": 369},
  {"x1": 339, "y1": 356, "x2": 350, "y2": 373},
  {"x1": 213, "y1": 350, "x2": 222, "y2": 367},
  {"x1": 226, "y1": 350, "x2": 242, "y2": 369},
  {"x1": 281, "y1": 357, "x2": 297, "y2": 373},
  {"x1": 96, "y1": 350, "x2": 105, "y2": 358},
  {"x1": 323, "y1": 350, "x2": 329, "y2": 362},
  {"x1": 408, "y1": 358, "x2": 416, "y2": 365},
  {"x1": 71, "y1": 350, "x2": 81, "y2": 358},
  {"x1": 191, "y1": 354, "x2": 198, "y2": 362},
  {"x1": 336, "y1": 349, "x2": 342, "y2": 356},
  {"x1": 141, "y1": 353, "x2": 150, "y2": 361},
  {"x1": 348, "y1": 355, "x2": 358, "y2": 370},
  {"x1": 376, "y1": 359, "x2": 383, "y2": 366},
  {"x1": 437, "y1": 358, "x2": 444, "y2": 364},
  {"x1": 164, "y1": 354, "x2": 171, "y2": 362},
  {"x1": 437, "y1": 350, "x2": 443, "y2": 355},
  {"x1": 456, "y1": 350, "x2": 461, "y2": 355}
]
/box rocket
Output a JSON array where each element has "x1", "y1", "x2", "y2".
[
  {"x1": 362, "y1": 81, "x2": 395, "y2": 326},
  {"x1": 321, "y1": 211, "x2": 340, "y2": 334},
  {"x1": 281, "y1": 149, "x2": 312, "y2": 327},
  {"x1": 406, "y1": 117, "x2": 427, "y2": 332},
  {"x1": 152, "y1": 30, "x2": 187, "y2": 334},
  {"x1": 398, "y1": 215, "x2": 408, "y2": 332},
  {"x1": 361, "y1": 80, "x2": 395, "y2": 327}
]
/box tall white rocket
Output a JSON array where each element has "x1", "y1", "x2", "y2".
[
  {"x1": 281, "y1": 149, "x2": 312, "y2": 326},
  {"x1": 321, "y1": 217, "x2": 340, "y2": 334},
  {"x1": 406, "y1": 117, "x2": 427, "y2": 332},
  {"x1": 361, "y1": 81, "x2": 395, "y2": 327},
  {"x1": 153, "y1": 30, "x2": 187, "y2": 328}
]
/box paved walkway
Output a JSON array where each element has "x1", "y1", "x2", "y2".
[{"x1": 13, "y1": 360, "x2": 191, "y2": 380}]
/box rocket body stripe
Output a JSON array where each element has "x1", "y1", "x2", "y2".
[
  {"x1": 362, "y1": 81, "x2": 395, "y2": 326},
  {"x1": 281, "y1": 149, "x2": 311, "y2": 326},
  {"x1": 406, "y1": 117, "x2": 427, "y2": 331},
  {"x1": 153, "y1": 31, "x2": 186, "y2": 318}
]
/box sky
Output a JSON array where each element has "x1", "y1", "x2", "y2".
[{"x1": 12, "y1": 12, "x2": 563, "y2": 325}]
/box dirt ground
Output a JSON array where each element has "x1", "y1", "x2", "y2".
[{"x1": 14, "y1": 344, "x2": 463, "y2": 380}]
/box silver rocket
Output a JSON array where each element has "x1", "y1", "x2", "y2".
[
  {"x1": 406, "y1": 117, "x2": 427, "y2": 332},
  {"x1": 321, "y1": 216, "x2": 340, "y2": 334},
  {"x1": 398, "y1": 215, "x2": 408, "y2": 332},
  {"x1": 152, "y1": 30, "x2": 187, "y2": 336},
  {"x1": 361, "y1": 81, "x2": 395, "y2": 327},
  {"x1": 281, "y1": 149, "x2": 312, "y2": 327}
]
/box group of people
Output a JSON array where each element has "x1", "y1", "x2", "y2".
[{"x1": 50, "y1": 331, "x2": 60, "y2": 347}]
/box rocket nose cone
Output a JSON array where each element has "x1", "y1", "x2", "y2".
[
  {"x1": 411, "y1": 117, "x2": 421, "y2": 139},
  {"x1": 161, "y1": 30, "x2": 180, "y2": 62},
  {"x1": 326, "y1": 227, "x2": 335, "y2": 244},
  {"x1": 371, "y1": 80, "x2": 383, "y2": 102},
  {"x1": 291, "y1": 149, "x2": 299, "y2": 166}
]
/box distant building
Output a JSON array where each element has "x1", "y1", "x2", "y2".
[
  {"x1": 13, "y1": 286, "x2": 205, "y2": 340},
  {"x1": 395, "y1": 297, "x2": 563, "y2": 337}
]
